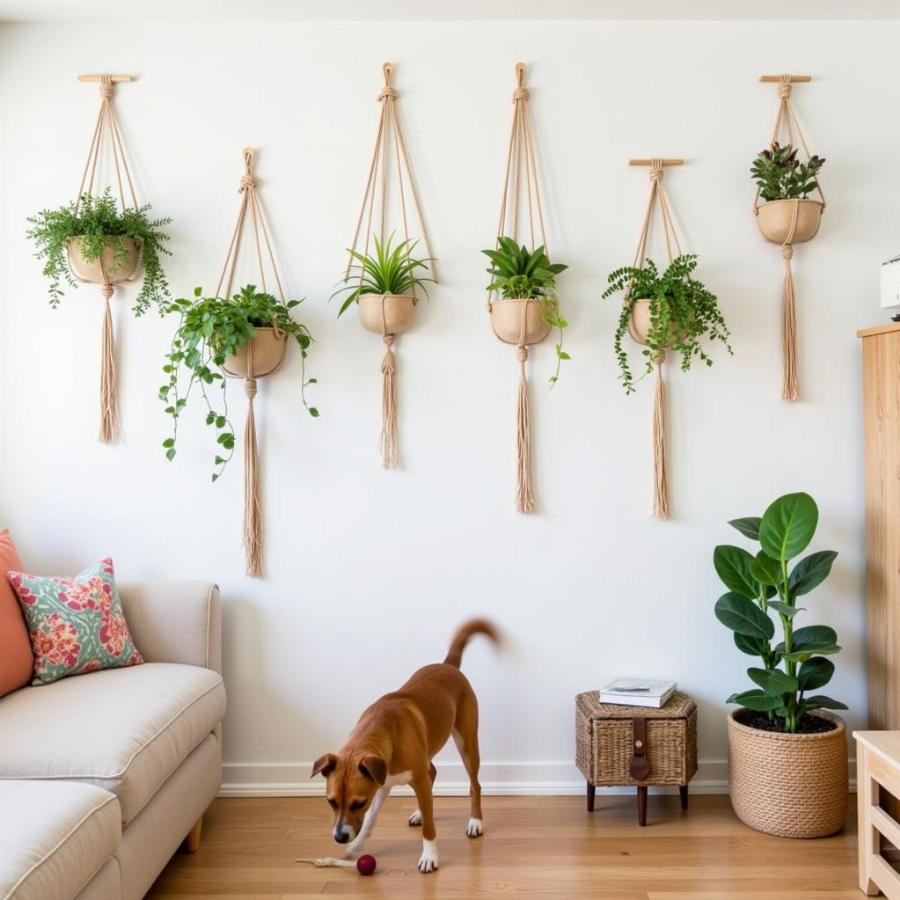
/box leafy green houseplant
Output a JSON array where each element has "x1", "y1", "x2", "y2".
[
  {"x1": 160, "y1": 285, "x2": 317, "y2": 482},
  {"x1": 602, "y1": 255, "x2": 731, "y2": 394},
  {"x1": 27, "y1": 188, "x2": 171, "y2": 314},
  {"x1": 714, "y1": 491, "x2": 848, "y2": 839},
  {"x1": 482, "y1": 237, "x2": 570, "y2": 384},
  {"x1": 751, "y1": 142, "x2": 825, "y2": 202}
]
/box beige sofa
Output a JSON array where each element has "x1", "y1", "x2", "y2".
[{"x1": 0, "y1": 582, "x2": 226, "y2": 900}]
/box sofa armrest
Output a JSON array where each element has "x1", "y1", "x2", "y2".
[{"x1": 118, "y1": 582, "x2": 221, "y2": 674}]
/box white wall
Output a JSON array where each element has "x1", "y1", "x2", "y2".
[{"x1": 1, "y1": 18, "x2": 894, "y2": 795}]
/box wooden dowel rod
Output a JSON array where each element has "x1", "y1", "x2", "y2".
[
  {"x1": 759, "y1": 75, "x2": 811, "y2": 83},
  {"x1": 78, "y1": 75, "x2": 135, "y2": 83},
  {"x1": 629, "y1": 159, "x2": 684, "y2": 166}
]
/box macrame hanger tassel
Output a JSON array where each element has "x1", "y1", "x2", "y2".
[
  {"x1": 380, "y1": 333, "x2": 399, "y2": 470},
  {"x1": 515, "y1": 304, "x2": 534, "y2": 514},
  {"x1": 242, "y1": 360, "x2": 262, "y2": 577},
  {"x1": 98, "y1": 281, "x2": 119, "y2": 444},
  {"x1": 652, "y1": 355, "x2": 669, "y2": 520},
  {"x1": 781, "y1": 197, "x2": 800, "y2": 401}
]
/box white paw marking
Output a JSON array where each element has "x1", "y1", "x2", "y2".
[
  {"x1": 466, "y1": 817, "x2": 483, "y2": 838},
  {"x1": 408, "y1": 808, "x2": 422, "y2": 826},
  {"x1": 418, "y1": 838, "x2": 439, "y2": 873}
]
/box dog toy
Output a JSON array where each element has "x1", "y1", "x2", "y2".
[{"x1": 295, "y1": 855, "x2": 377, "y2": 876}]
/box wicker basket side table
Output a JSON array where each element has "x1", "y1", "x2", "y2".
[{"x1": 575, "y1": 690, "x2": 698, "y2": 826}]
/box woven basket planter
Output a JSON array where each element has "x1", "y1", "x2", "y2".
[
  {"x1": 66, "y1": 236, "x2": 142, "y2": 285},
  {"x1": 727, "y1": 708, "x2": 848, "y2": 838},
  {"x1": 221, "y1": 328, "x2": 287, "y2": 379},
  {"x1": 490, "y1": 298, "x2": 551, "y2": 346},
  {"x1": 756, "y1": 199, "x2": 823, "y2": 245},
  {"x1": 358, "y1": 293, "x2": 416, "y2": 336}
]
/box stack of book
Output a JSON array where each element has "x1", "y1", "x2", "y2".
[{"x1": 598, "y1": 678, "x2": 677, "y2": 709}]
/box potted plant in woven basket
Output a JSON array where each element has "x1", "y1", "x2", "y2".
[
  {"x1": 483, "y1": 237, "x2": 570, "y2": 384},
  {"x1": 752, "y1": 142, "x2": 825, "y2": 245},
  {"x1": 713, "y1": 491, "x2": 848, "y2": 838},
  {"x1": 602, "y1": 254, "x2": 731, "y2": 395},
  {"x1": 27, "y1": 187, "x2": 171, "y2": 314},
  {"x1": 160, "y1": 284, "x2": 317, "y2": 483}
]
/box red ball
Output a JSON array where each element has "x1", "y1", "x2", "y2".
[{"x1": 356, "y1": 854, "x2": 377, "y2": 876}]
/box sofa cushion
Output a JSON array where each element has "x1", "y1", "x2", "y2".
[
  {"x1": 9, "y1": 558, "x2": 143, "y2": 685},
  {"x1": 0, "y1": 531, "x2": 32, "y2": 698},
  {"x1": 0, "y1": 662, "x2": 225, "y2": 824},
  {"x1": 0, "y1": 780, "x2": 120, "y2": 900}
]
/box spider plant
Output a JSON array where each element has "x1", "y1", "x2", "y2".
[{"x1": 332, "y1": 234, "x2": 433, "y2": 317}]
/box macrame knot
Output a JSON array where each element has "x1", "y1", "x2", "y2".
[
  {"x1": 649, "y1": 165, "x2": 663, "y2": 183},
  {"x1": 99, "y1": 83, "x2": 113, "y2": 101},
  {"x1": 512, "y1": 87, "x2": 530, "y2": 102},
  {"x1": 378, "y1": 86, "x2": 398, "y2": 101},
  {"x1": 100, "y1": 282, "x2": 114, "y2": 300},
  {"x1": 777, "y1": 83, "x2": 792, "y2": 99},
  {"x1": 239, "y1": 174, "x2": 257, "y2": 192},
  {"x1": 782, "y1": 243, "x2": 794, "y2": 260},
  {"x1": 382, "y1": 333, "x2": 395, "y2": 349},
  {"x1": 244, "y1": 377, "x2": 258, "y2": 400},
  {"x1": 516, "y1": 346, "x2": 528, "y2": 363}
]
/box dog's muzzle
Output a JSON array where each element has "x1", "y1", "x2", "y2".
[{"x1": 333, "y1": 822, "x2": 355, "y2": 844}]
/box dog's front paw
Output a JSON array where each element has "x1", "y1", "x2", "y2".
[
  {"x1": 408, "y1": 809, "x2": 422, "y2": 827},
  {"x1": 417, "y1": 839, "x2": 439, "y2": 873},
  {"x1": 466, "y1": 817, "x2": 483, "y2": 838}
]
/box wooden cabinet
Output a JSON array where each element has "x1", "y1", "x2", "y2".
[{"x1": 860, "y1": 322, "x2": 900, "y2": 730}]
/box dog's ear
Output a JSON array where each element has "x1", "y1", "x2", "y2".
[
  {"x1": 311, "y1": 753, "x2": 337, "y2": 778},
  {"x1": 358, "y1": 755, "x2": 387, "y2": 786}
]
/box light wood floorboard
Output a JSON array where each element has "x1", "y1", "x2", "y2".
[{"x1": 148, "y1": 794, "x2": 858, "y2": 898}]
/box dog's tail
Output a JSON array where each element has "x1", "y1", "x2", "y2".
[{"x1": 444, "y1": 619, "x2": 500, "y2": 668}]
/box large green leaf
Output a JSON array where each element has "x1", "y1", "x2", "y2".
[
  {"x1": 715, "y1": 593, "x2": 775, "y2": 640},
  {"x1": 759, "y1": 492, "x2": 818, "y2": 562},
  {"x1": 788, "y1": 550, "x2": 838, "y2": 596},
  {"x1": 792, "y1": 625, "x2": 838, "y2": 648},
  {"x1": 714, "y1": 545, "x2": 764, "y2": 599},
  {"x1": 782, "y1": 647, "x2": 841, "y2": 663},
  {"x1": 798, "y1": 657, "x2": 835, "y2": 691},
  {"x1": 748, "y1": 667, "x2": 798, "y2": 696},
  {"x1": 734, "y1": 633, "x2": 768, "y2": 657},
  {"x1": 766, "y1": 600, "x2": 804, "y2": 618},
  {"x1": 749, "y1": 551, "x2": 782, "y2": 587},
  {"x1": 800, "y1": 695, "x2": 848, "y2": 712},
  {"x1": 727, "y1": 689, "x2": 783, "y2": 711},
  {"x1": 728, "y1": 517, "x2": 761, "y2": 540}
]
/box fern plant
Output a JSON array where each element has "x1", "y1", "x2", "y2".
[
  {"x1": 482, "y1": 237, "x2": 570, "y2": 384},
  {"x1": 160, "y1": 285, "x2": 317, "y2": 482},
  {"x1": 26, "y1": 188, "x2": 172, "y2": 314},
  {"x1": 603, "y1": 254, "x2": 731, "y2": 394},
  {"x1": 331, "y1": 234, "x2": 433, "y2": 316},
  {"x1": 751, "y1": 142, "x2": 825, "y2": 202}
]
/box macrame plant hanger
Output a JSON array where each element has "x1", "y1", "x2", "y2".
[
  {"x1": 754, "y1": 74, "x2": 825, "y2": 402},
  {"x1": 627, "y1": 158, "x2": 686, "y2": 520},
  {"x1": 72, "y1": 74, "x2": 139, "y2": 445},
  {"x1": 215, "y1": 148, "x2": 288, "y2": 578},
  {"x1": 345, "y1": 62, "x2": 436, "y2": 469},
  {"x1": 488, "y1": 62, "x2": 549, "y2": 515}
]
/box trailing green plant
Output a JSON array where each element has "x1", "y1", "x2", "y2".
[
  {"x1": 751, "y1": 142, "x2": 826, "y2": 203},
  {"x1": 713, "y1": 491, "x2": 846, "y2": 734},
  {"x1": 160, "y1": 284, "x2": 317, "y2": 482},
  {"x1": 331, "y1": 233, "x2": 433, "y2": 317},
  {"x1": 26, "y1": 188, "x2": 172, "y2": 314},
  {"x1": 482, "y1": 237, "x2": 570, "y2": 385},
  {"x1": 602, "y1": 254, "x2": 731, "y2": 394}
]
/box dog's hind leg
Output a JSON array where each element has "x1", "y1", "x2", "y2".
[
  {"x1": 409, "y1": 763, "x2": 436, "y2": 827},
  {"x1": 452, "y1": 690, "x2": 484, "y2": 838},
  {"x1": 345, "y1": 785, "x2": 390, "y2": 859}
]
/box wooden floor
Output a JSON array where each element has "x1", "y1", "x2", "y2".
[{"x1": 149, "y1": 794, "x2": 860, "y2": 899}]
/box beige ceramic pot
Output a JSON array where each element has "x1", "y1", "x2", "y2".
[
  {"x1": 222, "y1": 328, "x2": 287, "y2": 379},
  {"x1": 66, "y1": 236, "x2": 142, "y2": 284},
  {"x1": 490, "y1": 298, "x2": 551, "y2": 346},
  {"x1": 627, "y1": 299, "x2": 654, "y2": 345},
  {"x1": 358, "y1": 294, "x2": 416, "y2": 336},
  {"x1": 756, "y1": 199, "x2": 823, "y2": 245},
  {"x1": 727, "y1": 708, "x2": 848, "y2": 838}
]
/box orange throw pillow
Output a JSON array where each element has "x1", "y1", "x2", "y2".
[{"x1": 0, "y1": 531, "x2": 33, "y2": 695}]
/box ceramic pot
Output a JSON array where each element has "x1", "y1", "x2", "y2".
[
  {"x1": 222, "y1": 328, "x2": 287, "y2": 378},
  {"x1": 490, "y1": 298, "x2": 551, "y2": 345},
  {"x1": 358, "y1": 294, "x2": 416, "y2": 336},
  {"x1": 66, "y1": 236, "x2": 142, "y2": 284},
  {"x1": 756, "y1": 199, "x2": 823, "y2": 245}
]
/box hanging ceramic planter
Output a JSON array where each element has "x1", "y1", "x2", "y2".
[
  {"x1": 25, "y1": 74, "x2": 172, "y2": 445},
  {"x1": 333, "y1": 62, "x2": 437, "y2": 471},
  {"x1": 159, "y1": 149, "x2": 317, "y2": 578},
  {"x1": 752, "y1": 74, "x2": 826, "y2": 402},
  {"x1": 602, "y1": 159, "x2": 732, "y2": 520},
  {"x1": 484, "y1": 63, "x2": 570, "y2": 515}
]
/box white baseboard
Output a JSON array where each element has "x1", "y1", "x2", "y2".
[{"x1": 220, "y1": 759, "x2": 733, "y2": 797}]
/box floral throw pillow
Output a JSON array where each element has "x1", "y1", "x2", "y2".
[{"x1": 8, "y1": 558, "x2": 143, "y2": 685}]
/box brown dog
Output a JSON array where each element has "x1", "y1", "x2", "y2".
[{"x1": 311, "y1": 619, "x2": 498, "y2": 873}]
